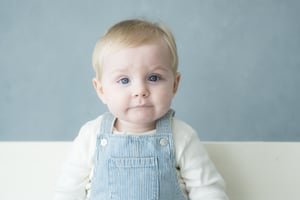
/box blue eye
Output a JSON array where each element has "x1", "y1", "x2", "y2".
[
  {"x1": 119, "y1": 78, "x2": 130, "y2": 84},
  {"x1": 148, "y1": 74, "x2": 160, "y2": 82}
]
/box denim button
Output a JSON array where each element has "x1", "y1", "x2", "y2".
[
  {"x1": 160, "y1": 138, "x2": 168, "y2": 146},
  {"x1": 100, "y1": 138, "x2": 108, "y2": 146}
]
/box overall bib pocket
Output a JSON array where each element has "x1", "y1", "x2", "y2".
[{"x1": 108, "y1": 157, "x2": 159, "y2": 200}]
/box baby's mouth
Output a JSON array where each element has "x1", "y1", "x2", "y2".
[{"x1": 130, "y1": 104, "x2": 152, "y2": 109}]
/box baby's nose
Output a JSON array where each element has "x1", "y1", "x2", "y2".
[{"x1": 133, "y1": 84, "x2": 150, "y2": 98}]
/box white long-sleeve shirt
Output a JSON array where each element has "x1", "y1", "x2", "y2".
[{"x1": 54, "y1": 115, "x2": 229, "y2": 200}]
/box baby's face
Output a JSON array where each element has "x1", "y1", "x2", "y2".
[{"x1": 93, "y1": 41, "x2": 180, "y2": 133}]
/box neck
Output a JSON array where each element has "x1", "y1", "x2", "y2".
[{"x1": 114, "y1": 119, "x2": 155, "y2": 133}]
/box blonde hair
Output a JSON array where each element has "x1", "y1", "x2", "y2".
[{"x1": 92, "y1": 19, "x2": 178, "y2": 80}]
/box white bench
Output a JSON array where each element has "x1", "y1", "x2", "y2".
[{"x1": 0, "y1": 142, "x2": 299, "y2": 200}]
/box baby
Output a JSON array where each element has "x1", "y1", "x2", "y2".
[{"x1": 54, "y1": 19, "x2": 229, "y2": 200}]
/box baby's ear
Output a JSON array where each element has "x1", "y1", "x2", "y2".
[
  {"x1": 173, "y1": 72, "x2": 181, "y2": 94},
  {"x1": 92, "y1": 78, "x2": 107, "y2": 104}
]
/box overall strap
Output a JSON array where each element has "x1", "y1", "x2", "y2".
[
  {"x1": 98, "y1": 112, "x2": 116, "y2": 135},
  {"x1": 155, "y1": 109, "x2": 175, "y2": 134}
]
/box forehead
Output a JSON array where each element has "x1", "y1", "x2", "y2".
[{"x1": 102, "y1": 41, "x2": 172, "y2": 70}]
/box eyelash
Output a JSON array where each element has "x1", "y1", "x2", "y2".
[{"x1": 117, "y1": 74, "x2": 162, "y2": 85}]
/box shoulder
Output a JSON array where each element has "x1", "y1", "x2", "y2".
[
  {"x1": 69, "y1": 114, "x2": 106, "y2": 166},
  {"x1": 78, "y1": 115, "x2": 103, "y2": 135},
  {"x1": 171, "y1": 117, "x2": 207, "y2": 163},
  {"x1": 171, "y1": 117, "x2": 199, "y2": 142},
  {"x1": 73, "y1": 114, "x2": 106, "y2": 147}
]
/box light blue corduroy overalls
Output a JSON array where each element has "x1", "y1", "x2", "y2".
[{"x1": 89, "y1": 109, "x2": 188, "y2": 200}]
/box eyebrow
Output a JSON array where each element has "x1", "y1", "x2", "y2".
[
  {"x1": 109, "y1": 64, "x2": 172, "y2": 73},
  {"x1": 149, "y1": 65, "x2": 172, "y2": 72},
  {"x1": 108, "y1": 67, "x2": 129, "y2": 76}
]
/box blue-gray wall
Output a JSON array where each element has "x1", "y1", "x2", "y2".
[{"x1": 1, "y1": 0, "x2": 300, "y2": 141}]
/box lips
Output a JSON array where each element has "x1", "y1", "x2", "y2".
[{"x1": 130, "y1": 104, "x2": 152, "y2": 109}]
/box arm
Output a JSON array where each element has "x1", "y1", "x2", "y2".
[
  {"x1": 174, "y1": 120, "x2": 229, "y2": 200},
  {"x1": 53, "y1": 121, "x2": 97, "y2": 200}
]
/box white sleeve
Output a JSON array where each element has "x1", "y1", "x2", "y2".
[
  {"x1": 53, "y1": 121, "x2": 97, "y2": 200},
  {"x1": 174, "y1": 120, "x2": 229, "y2": 200}
]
